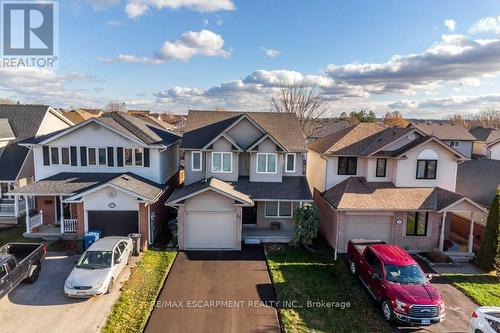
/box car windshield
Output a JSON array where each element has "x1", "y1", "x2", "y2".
[
  {"x1": 384, "y1": 264, "x2": 427, "y2": 284},
  {"x1": 77, "y1": 251, "x2": 112, "y2": 269}
]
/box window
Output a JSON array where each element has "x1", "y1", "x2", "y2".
[
  {"x1": 0, "y1": 264, "x2": 6, "y2": 279},
  {"x1": 0, "y1": 183, "x2": 11, "y2": 199},
  {"x1": 88, "y1": 148, "x2": 97, "y2": 166},
  {"x1": 338, "y1": 156, "x2": 357, "y2": 175},
  {"x1": 450, "y1": 141, "x2": 460, "y2": 148},
  {"x1": 134, "y1": 148, "x2": 143, "y2": 166},
  {"x1": 376, "y1": 158, "x2": 387, "y2": 177},
  {"x1": 416, "y1": 160, "x2": 437, "y2": 179},
  {"x1": 265, "y1": 201, "x2": 293, "y2": 218},
  {"x1": 124, "y1": 148, "x2": 132, "y2": 166},
  {"x1": 406, "y1": 212, "x2": 428, "y2": 236},
  {"x1": 285, "y1": 153, "x2": 296, "y2": 172},
  {"x1": 212, "y1": 152, "x2": 232, "y2": 172},
  {"x1": 257, "y1": 153, "x2": 277, "y2": 173},
  {"x1": 98, "y1": 148, "x2": 107, "y2": 166},
  {"x1": 61, "y1": 147, "x2": 70, "y2": 165},
  {"x1": 6, "y1": 258, "x2": 16, "y2": 271},
  {"x1": 113, "y1": 247, "x2": 121, "y2": 265},
  {"x1": 191, "y1": 151, "x2": 202, "y2": 171},
  {"x1": 50, "y1": 147, "x2": 59, "y2": 165}
]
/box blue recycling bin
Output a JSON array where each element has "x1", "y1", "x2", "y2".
[{"x1": 83, "y1": 232, "x2": 100, "y2": 250}]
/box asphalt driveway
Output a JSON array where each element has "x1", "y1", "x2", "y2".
[
  {"x1": 145, "y1": 245, "x2": 280, "y2": 333},
  {"x1": 0, "y1": 252, "x2": 138, "y2": 333}
]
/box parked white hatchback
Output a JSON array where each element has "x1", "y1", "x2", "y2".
[
  {"x1": 64, "y1": 237, "x2": 133, "y2": 297},
  {"x1": 470, "y1": 306, "x2": 500, "y2": 333}
]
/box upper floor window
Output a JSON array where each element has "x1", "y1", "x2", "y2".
[
  {"x1": 376, "y1": 158, "x2": 387, "y2": 177},
  {"x1": 134, "y1": 148, "x2": 143, "y2": 166},
  {"x1": 98, "y1": 148, "x2": 107, "y2": 166},
  {"x1": 212, "y1": 152, "x2": 232, "y2": 173},
  {"x1": 50, "y1": 147, "x2": 59, "y2": 165},
  {"x1": 338, "y1": 156, "x2": 357, "y2": 175},
  {"x1": 449, "y1": 141, "x2": 460, "y2": 148},
  {"x1": 265, "y1": 201, "x2": 292, "y2": 218},
  {"x1": 124, "y1": 149, "x2": 133, "y2": 166},
  {"x1": 87, "y1": 147, "x2": 107, "y2": 166},
  {"x1": 406, "y1": 212, "x2": 428, "y2": 236},
  {"x1": 191, "y1": 151, "x2": 202, "y2": 171},
  {"x1": 49, "y1": 147, "x2": 71, "y2": 166},
  {"x1": 285, "y1": 153, "x2": 296, "y2": 173},
  {"x1": 61, "y1": 147, "x2": 70, "y2": 165},
  {"x1": 257, "y1": 153, "x2": 277, "y2": 174},
  {"x1": 416, "y1": 160, "x2": 437, "y2": 179},
  {"x1": 88, "y1": 148, "x2": 97, "y2": 165}
]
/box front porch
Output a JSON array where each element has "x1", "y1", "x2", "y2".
[{"x1": 243, "y1": 227, "x2": 295, "y2": 244}]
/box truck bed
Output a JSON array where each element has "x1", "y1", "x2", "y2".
[
  {"x1": 0, "y1": 243, "x2": 44, "y2": 263},
  {"x1": 349, "y1": 239, "x2": 387, "y2": 254}
]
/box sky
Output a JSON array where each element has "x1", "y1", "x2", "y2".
[{"x1": 2, "y1": 0, "x2": 500, "y2": 118}]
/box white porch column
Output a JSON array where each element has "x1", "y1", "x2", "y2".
[
  {"x1": 14, "y1": 194, "x2": 19, "y2": 217},
  {"x1": 59, "y1": 196, "x2": 64, "y2": 234},
  {"x1": 468, "y1": 212, "x2": 475, "y2": 253},
  {"x1": 439, "y1": 211, "x2": 447, "y2": 251},
  {"x1": 24, "y1": 195, "x2": 30, "y2": 233}
]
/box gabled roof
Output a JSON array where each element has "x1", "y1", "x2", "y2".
[
  {"x1": 321, "y1": 177, "x2": 483, "y2": 212},
  {"x1": 456, "y1": 159, "x2": 500, "y2": 207},
  {"x1": 469, "y1": 127, "x2": 500, "y2": 143},
  {"x1": 23, "y1": 111, "x2": 181, "y2": 147},
  {"x1": 181, "y1": 110, "x2": 306, "y2": 151},
  {"x1": 0, "y1": 119, "x2": 15, "y2": 140},
  {"x1": 412, "y1": 123, "x2": 476, "y2": 141},
  {"x1": 310, "y1": 118, "x2": 350, "y2": 139},
  {"x1": 233, "y1": 176, "x2": 312, "y2": 201}
]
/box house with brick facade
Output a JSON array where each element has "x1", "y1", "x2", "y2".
[
  {"x1": 166, "y1": 110, "x2": 312, "y2": 250},
  {"x1": 307, "y1": 122, "x2": 487, "y2": 259},
  {"x1": 11, "y1": 111, "x2": 181, "y2": 250}
]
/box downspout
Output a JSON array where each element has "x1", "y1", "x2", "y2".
[
  {"x1": 334, "y1": 211, "x2": 339, "y2": 261},
  {"x1": 147, "y1": 204, "x2": 151, "y2": 244}
]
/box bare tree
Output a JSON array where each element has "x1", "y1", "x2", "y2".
[
  {"x1": 471, "y1": 108, "x2": 500, "y2": 128},
  {"x1": 270, "y1": 81, "x2": 327, "y2": 138},
  {"x1": 0, "y1": 98, "x2": 16, "y2": 104},
  {"x1": 104, "y1": 102, "x2": 127, "y2": 113},
  {"x1": 448, "y1": 113, "x2": 470, "y2": 129}
]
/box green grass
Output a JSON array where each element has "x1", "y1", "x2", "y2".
[
  {"x1": 441, "y1": 273, "x2": 500, "y2": 306},
  {"x1": 266, "y1": 242, "x2": 391, "y2": 333},
  {"x1": 102, "y1": 249, "x2": 177, "y2": 333},
  {"x1": 0, "y1": 226, "x2": 65, "y2": 251}
]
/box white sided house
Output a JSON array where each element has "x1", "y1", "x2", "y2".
[
  {"x1": 12, "y1": 112, "x2": 181, "y2": 249},
  {"x1": 307, "y1": 123, "x2": 487, "y2": 260},
  {"x1": 469, "y1": 127, "x2": 500, "y2": 160}
]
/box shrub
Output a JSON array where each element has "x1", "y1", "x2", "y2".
[
  {"x1": 475, "y1": 189, "x2": 500, "y2": 270},
  {"x1": 290, "y1": 203, "x2": 320, "y2": 247}
]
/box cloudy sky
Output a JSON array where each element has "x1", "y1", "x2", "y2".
[{"x1": 2, "y1": 0, "x2": 500, "y2": 118}]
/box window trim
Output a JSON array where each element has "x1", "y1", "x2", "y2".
[
  {"x1": 211, "y1": 152, "x2": 232, "y2": 173},
  {"x1": 405, "y1": 212, "x2": 429, "y2": 237},
  {"x1": 124, "y1": 148, "x2": 133, "y2": 166},
  {"x1": 87, "y1": 147, "x2": 97, "y2": 166},
  {"x1": 285, "y1": 153, "x2": 296, "y2": 173},
  {"x1": 60, "y1": 147, "x2": 71, "y2": 166},
  {"x1": 337, "y1": 156, "x2": 357, "y2": 175},
  {"x1": 50, "y1": 147, "x2": 60, "y2": 165},
  {"x1": 450, "y1": 141, "x2": 460, "y2": 148},
  {"x1": 256, "y1": 153, "x2": 278, "y2": 174},
  {"x1": 264, "y1": 201, "x2": 293, "y2": 218},
  {"x1": 191, "y1": 151, "x2": 202, "y2": 171},
  {"x1": 134, "y1": 148, "x2": 143, "y2": 166},
  {"x1": 98, "y1": 148, "x2": 107, "y2": 166},
  {"x1": 416, "y1": 159, "x2": 438, "y2": 180},
  {"x1": 376, "y1": 158, "x2": 387, "y2": 178}
]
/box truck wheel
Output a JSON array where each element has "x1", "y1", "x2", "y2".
[
  {"x1": 106, "y1": 278, "x2": 114, "y2": 294},
  {"x1": 25, "y1": 264, "x2": 40, "y2": 284},
  {"x1": 382, "y1": 300, "x2": 394, "y2": 322},
  {"x1": 349, "y1": 258, "x2": 358, "y2": 276}
]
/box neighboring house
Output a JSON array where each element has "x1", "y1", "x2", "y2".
[
  {"x1": 452, "y1": 159, "x2": 500, "y2": 250},
  {"x1": 166, "y1": 110, "x2": 312, "y2": 250},
  {"x1": 411, "y1": 122, "x2": 475, "y2": 158},
  {"x1": 127, "y1": 110, "x2": 178, "y2": 132},
  {"x1": 307, "y1": 122, "x2": 486, "y2": 258},
  {"x1": 11, "y1": 112, "x2": 181, "y2": 249},
  {"x1": 63, "y1": 109, "x2": 102, "y2": 124},
  {"x1": 308, "y1": 118, "x2": 350, "y2": 141},
  {"x1": 469, "y1": 127, "x2": 500, "y2": 159},
  {"x1": 0, "y1": 104, "x2": 73, "y2": 223}
]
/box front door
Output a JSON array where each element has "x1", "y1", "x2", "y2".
[{"x1": 242, "y1": 206, "x2": 257, "y2": 225}]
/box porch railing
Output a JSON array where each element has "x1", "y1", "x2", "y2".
[
  {"x1": 63, "y1": 219, "x2": 78, "y2": 233},
  {"x1": 0, "y1": 203, "x2": 15, "y2": 216},
  {"x1": 29, "y1": 214, "x2": 43, "y2": 230}
]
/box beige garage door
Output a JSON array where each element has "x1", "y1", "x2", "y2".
[
  {"x1": 185, "y1": 212, "x2": 236, "y2": 249},
  {"x1": 344, "y1": 215, "x2": 393, "y2": 244}
]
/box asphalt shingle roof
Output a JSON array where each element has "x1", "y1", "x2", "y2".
[
  {"x1": 456, "y1": 159, "x2": 500, "y2": 207},
  {"x1": 469, "y1": 127, "x2": 500, "y2": 144},
  {"x1": 0, "y1": 119, "x2": 15, "y2": 139},
  {"x1": 412, "y1": 123, "x2": 476, "y2": 141}
]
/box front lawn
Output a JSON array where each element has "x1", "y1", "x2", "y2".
[
  {"x1": 0, "y1": 226, "x2": 64, "y2": 251},
  {"x1": 441, "y1": 273, "x2": 500, "y2": 306},
  {"x1": 102, "y1": 249, "x2": 177, "y2": 333},
  {"x1": 266, "y1": 242, "x2": 391, "y2": 333}
]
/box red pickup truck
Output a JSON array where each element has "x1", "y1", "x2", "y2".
[{"x1": 347, "y1": 240, "x2": 445, "y2": 325}]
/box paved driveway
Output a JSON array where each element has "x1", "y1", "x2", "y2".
[
  {"x1": 0, "y1": 252, "x2": 138, "y2": 333},
  {"x1": 145, "y1": 245, "x2": 280, "y2": 333}
]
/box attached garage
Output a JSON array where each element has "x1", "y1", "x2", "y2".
[
  {"x1": 343, "y1": 214, "x2": 393, "y2": 248},
  {"x1": 88, "y1": 211, "x2": 139, "y2": 237}
]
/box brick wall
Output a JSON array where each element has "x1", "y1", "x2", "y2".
[
  {"x1": 450, "y1": 214, "x2": 485, "y2": 251},
  {"x1": 72, "y1": 203, "x2": 85, "y2": 236},
  {"x1": 36, "y1": 196, "x2": 56, "y2": 225},
  {"x1": 392, "y1": 211, "x2": 441, "y2": 252},
  {"x1": 139, "y1": 203, "x2": 148, "y2": 250}
]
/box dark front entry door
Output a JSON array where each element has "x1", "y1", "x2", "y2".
[
  {"x1": 242, "y1": 206, "x2": 257, "y2": 225},
  {"x1": 88, "y1": 211, "x2": 139, "y2": 236}
]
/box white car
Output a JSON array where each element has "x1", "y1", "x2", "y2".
[
  {"x1": 64, "y1": 237, "x2": 133, "y2": 298},
  {"x1": 471, "y1": 306, "x2": 500, "y2": 333}
]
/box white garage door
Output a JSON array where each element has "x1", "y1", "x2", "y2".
[
  {"x1": 344, "y1": 215, "x2": 393, "y2": 244},
  {"x1": 185, "y1": 212, "x2": 236, "y2": 249}
]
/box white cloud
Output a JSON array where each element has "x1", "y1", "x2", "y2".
[
  {"x1": 215, "y1": 16, "x2": 223, "y2": 26},
  {"x1": 261, "y1": 47, "x2": 280, "y2": 58},
  {"x1": 444, "y1": 19, "x2": 456, "y2": 31},
  {"x1": 469, "y1": 16, "x2": 500, "y2": 34},
  {"x1": 388, "y1": 94, "x2": 500, "y2": 113},
  {"x1": 125, "y1": 0, "x2": 235, "y2": 18},
  {"x1": 84, "y1": 0, "x2": 120, "y2": 10},
  {"x1": 203, "y1": 18, "x2": 209, "y2": 25},
  {"x1": 99, "y1": 29, "x2": 230, "y2": 63},
  {"x1": 106, "y1": 20, "x2": 121, "y2": 27}
]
